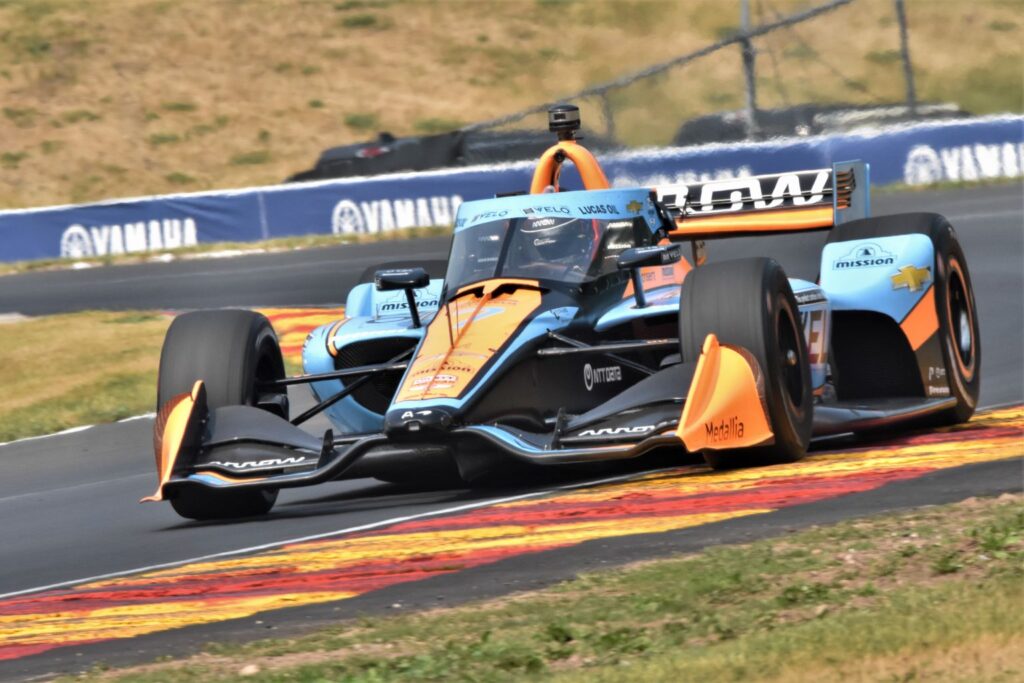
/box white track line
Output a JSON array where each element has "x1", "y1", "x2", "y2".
[
  {"x1": 1, "y1": 401, "x2": 1018, "y2": 599},
  {"x1": 0, "y1": 467, "x2": 677, "y2": 601},
  {"x1": 0, "y1": 413, "x2": 154, "y2": 449},
  {"x1": 0, "y1": 473, "x2": 152, "y2": 506}
]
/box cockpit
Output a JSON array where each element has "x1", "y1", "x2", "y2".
[{"x1": 443, "y1": 189, "x2": 662, "y2": 292}]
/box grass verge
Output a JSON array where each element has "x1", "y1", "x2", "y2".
[
  {"x1": 0, "y1": 225, "x2": 451, "y2": 277},
  {"x1": 73, "y1": 493, "x2": 1023, "y2": 682},
  {"x1": 0, "y1": 311, "x2": 170, "y2": 442},
  {"x1": 0, "y1": 0, "x2": 1019, "y2": 208},
  {"x1": 0, "y1": 309, "x2": 315, "y2": 442}
]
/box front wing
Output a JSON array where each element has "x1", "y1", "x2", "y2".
[{"x1": 143, "y1": 334, "x2": 956, "y2": 500}]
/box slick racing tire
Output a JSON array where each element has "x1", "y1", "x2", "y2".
[
  {"x1": 157, "y1": 310, "x2": 286, "y2": 520},
  {"x1": 826, "y1": 213, "x2": 980, "y2": 425},
  {"x1": 679, "y1": 258, "x2": 813, "y2": 469}
]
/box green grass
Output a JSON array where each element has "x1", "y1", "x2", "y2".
[
  {"x1": 0, "y1": 151, "x2": 27, "y2": 168},
  {"x1": 65, "y1": 494, "x2": 1023, "y2": 681},
  {"x1": 60, "y1": 109, "x2": 101, "y2": 123},
  {"x1": 0, "y1": 305, "x2": 313, "y2": 442},
  {"x1": 148, "y1": 132, "x2": 180, "y2": 146},
  {"x1": 344, "y1": 112, "x2": 379, "y2": 130},
  {"x1": 2, "y1": 105, "x2": 37, "y2": 127},
  {"x1": 161, "y1": 100, "x2": 197, "y2": 112},
  {"x1": 0, "y1": 1, "x2": 1019, "y2": 208},
  {"x1": 413, "y1": 117, "x2": 464, "y2": 134},
  {"x1": 865, "y1": 48, "x2": 902, "y2": 65},
  {"x1": 164, "y1": 171, "x2": 195, "y2": 185},
  {"x1": 39, "y1": 138, "x2": 63, "y2": 154},
  {"x1": 0, "y1": 311, "x2": 170, "y2": 442},
  {"x1": 230, "y1": 149, "x2": 271, "y2": 165},
  {"x1": 339, "y1": 13, "x2": 387, "y2": 29}
]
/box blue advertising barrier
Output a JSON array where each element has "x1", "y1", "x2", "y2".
[{"x1": 0, "y1": 115, "x2": 1020, "y2": 263}]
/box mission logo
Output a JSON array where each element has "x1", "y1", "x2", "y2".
[{"x1": 832, "y1": 242, "x2": 896, "y2": 270}]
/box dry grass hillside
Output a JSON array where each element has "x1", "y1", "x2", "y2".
[{"x1": 0, "y1": 0, "x2": 1020, "y2": 209}]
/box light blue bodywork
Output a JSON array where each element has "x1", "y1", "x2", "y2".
[
  {"x1": 819, "y1": 233, "x2": 934, "y2": 323},
  {"x1": 455, "y1": 187, "x2": 662, "y2": 234},
  {"x1": 596, "y1": 286, "x2": 680, "y2": 332},
  {"x1": 302, "y1": 278, "x2": 443, "y2": 434},
  {"x1": 303, "y1": 159, "x2": 932, "y2": 436}
]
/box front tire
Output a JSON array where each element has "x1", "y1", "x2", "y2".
[
  {"x1": 157, "y1": 310, "x2": 285, "y2": 520},
  {"x1": 826, "y1": 213, "x2": 980, "y2": 424},
  {"x1": 679, "y1": 258, "x2": 813, "y2": 469}
]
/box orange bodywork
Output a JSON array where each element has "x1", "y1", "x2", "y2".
[
  {"x1": 394, "y1": 279, "x2": 542, "y2": 403},
  {"x1": 676, "y1": 334, "x2": 773, "y2": 452},
  {"x1": 530, "y1": 140, "x2": 610, "y2": 194},
  {"x1": 142, "y1": 380, "x2": 204, "y2": 503},
  {"x1": 325, "y1": 318, "x2": 349, "y2": 358},
  {"x1": 669, "y1": 206, "x2": 833, "y2": 238},
  {"x1": 899, "y1": 285, "x2": 939, "y2": 351}
]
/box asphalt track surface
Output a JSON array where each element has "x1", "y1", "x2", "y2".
[{"x1": 0, "y1": 184, "x2": 1021, "y2": 677}]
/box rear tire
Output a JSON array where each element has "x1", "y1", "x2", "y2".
[
  {"x1": 827, "y1": 213, "x2": 980, "y2": 424},
  {"x1": 679, "y1": 258, "x2": 813, "y2": 469},
  {"x1": 157, "y1": 310, "x2": 285, "y2": 520}
]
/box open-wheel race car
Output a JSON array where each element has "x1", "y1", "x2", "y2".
[{"x1": 145, "y1": 105, "x2": 980, "y2": 520}]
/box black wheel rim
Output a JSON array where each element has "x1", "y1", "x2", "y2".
[
  {"x1": 947, "y1": 262, "x2": 975, "y2": 376},
  {"x1": 777, "y1": 304, "x2": 805, "y2": 409}
]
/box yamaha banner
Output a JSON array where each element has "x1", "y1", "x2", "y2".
[{"x1": 0, "y1": 115, "x2": 1020, "y2": 263}]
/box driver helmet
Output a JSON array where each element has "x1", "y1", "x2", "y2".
[{"x1": 520, "y1": 215, "x2": 599, "y2": 264}]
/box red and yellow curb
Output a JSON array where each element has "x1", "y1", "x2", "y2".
[
  {"x1": 2, "y1": 405, "x2": 1021, "y2": 662},
  {"x1": 259, "y1": 307, "x2": 345, "y2": 365}
]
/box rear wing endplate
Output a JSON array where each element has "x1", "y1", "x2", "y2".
[{"x1": 655, "y1": 160, "x2": 870, "y2": 240}]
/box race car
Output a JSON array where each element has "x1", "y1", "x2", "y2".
[{"x1": 145, "y1": 105, "x2": 980, "y2": 520}]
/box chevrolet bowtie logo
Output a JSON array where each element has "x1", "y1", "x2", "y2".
[
  {"x1": 626, "y1": 200, "x2": 644, "y2": 213},
  {"x1": 891, "y1": 265, "x2": 931, "y2": 292}
]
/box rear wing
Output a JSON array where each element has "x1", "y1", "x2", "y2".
[{"x1": 655, "y1": 160, "x2": 870, "y2": 240}]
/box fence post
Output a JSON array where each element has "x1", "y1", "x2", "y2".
[
  {"x1": 600, "y1": 92, "x2": 618, "y2": 144},
  {"x1": 894, "y1": 0, "x2": 917, "y2": 115},
  {"x1": 741, "y1": 0, "x2": 760, "y2": 139}
]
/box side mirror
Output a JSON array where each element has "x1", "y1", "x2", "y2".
[
  {"x1": 375, "y1": 267, "x2": 430, "y2": 291},
  {"x1": 616, "y1": 244, "x2": 683, "y2": 308},
  {"x1": 374, "y1": 267, "x2": 430, "y2": 328}
]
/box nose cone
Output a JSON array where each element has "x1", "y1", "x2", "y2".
[{"x1": 384, "y1": 406, "x2": 456, "y2": 440}]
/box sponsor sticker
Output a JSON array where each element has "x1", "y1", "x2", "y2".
[
  {"x1": 206, "y1": 457, "x2": 310, "y2": 470},
  {"x1": 471, "y1": 210, "x2": 509, "y2": 222},
  {"x1": 523, "y1": 205, "x2": 571, "y2": 216},
  {"x1": 705, "y1": 416, "x2": 745, "y2": 443},
  {"x1": 800, "y1": 309, "x2": 828, "y2": 365},
  {"x1": 575, "y1": 425, "x2": 655, "y2": 438},
  {"x1": 578, "y1": 204, "x2": 620, "y2": 215},
  {"x1": 794, "y1": 288, "x2": 827, "y2": 305},
  {"x1": 583, "y1": 363, "x2": 622, "y2": 391},
  {"x1": 665, "y1": 170, "x2": 830, "y2": 214},
  {"x1": 832, "y1": 243, "x2": 896, "y2": 270},
  {"x1": 891, "y1": 265, "x2": 931, "y2": 292}
]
